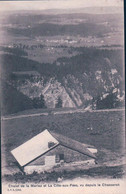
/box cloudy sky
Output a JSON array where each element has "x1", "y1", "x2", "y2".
[{"x1": 0, "y1": 0, "x2": 123, "y2": 11}]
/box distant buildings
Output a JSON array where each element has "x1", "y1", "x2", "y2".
[{"x1": 11, "y1": 71, "x2": 41, "y2": 79}]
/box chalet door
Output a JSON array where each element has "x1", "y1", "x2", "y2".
[{"x1": 45, "y1": 155, "x2": 55, "y2": 166}]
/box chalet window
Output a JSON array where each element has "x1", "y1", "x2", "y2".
[
  {"x1": 48, "y1": 141, "x2": 55, "y2": 148},
  {"x1": 55, "y1": 153, "x2": 64, "y2": 163},
  {"x1": 59, "y1": 154, "x2": 64, "y2": 160},
  {"x1": 55, "y1": 154, "x2": 60, "y2": 163}
]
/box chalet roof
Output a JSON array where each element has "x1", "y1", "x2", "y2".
[
  {"x1": 11, "y1": 129, "x2": 96, "y2": 167},
  {"x1": 11, "y1": 130, "x2": 59, "y2": 167},
  {"x1": 50, "y1": 131, "x2": 96, "y2": 159}
]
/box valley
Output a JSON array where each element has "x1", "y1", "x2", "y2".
[{"x1": 0, "y1": 5, "x2": 125, "y2": 181}]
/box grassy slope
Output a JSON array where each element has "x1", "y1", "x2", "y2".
[{"x1": 2, "y1": 111, "x2": 125, "y2": 167}]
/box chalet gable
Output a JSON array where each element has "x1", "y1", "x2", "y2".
[{"x1": 11, "y1": 129, "x2": 96, "y2": 167}]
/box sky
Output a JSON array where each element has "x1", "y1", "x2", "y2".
[{"x1": 0, "y1": 0, "x2": 123, "y2": 11}]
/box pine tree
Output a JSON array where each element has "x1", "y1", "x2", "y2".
[
  {"x1": 33, "y1": 94, "x2": 46, "y2": 108},
  {"x1": 55, "y1": 96, "x2": 62, "y2": 108}
]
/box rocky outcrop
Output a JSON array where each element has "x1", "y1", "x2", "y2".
[{"x1": 11, "y1": 64, "x2": 124, "y2": 110}]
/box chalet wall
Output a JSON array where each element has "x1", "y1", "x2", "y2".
[{"x1": 28, "y1": 144, "x2": 91, "y2": 166}]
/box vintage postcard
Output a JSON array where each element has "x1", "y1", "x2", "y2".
[{"x1": 0, "y1": 0, "x2": 125, "y2": 194}]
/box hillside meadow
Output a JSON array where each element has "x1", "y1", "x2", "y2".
[{"x1": 2, "y1": 110, "x2": 125, "y2": 181}]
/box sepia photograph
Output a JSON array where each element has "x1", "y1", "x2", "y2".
[{"x1": 0, "y1": 0, "x2": 125, "y2": 193}]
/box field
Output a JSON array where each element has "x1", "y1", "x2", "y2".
[{"x1": 2, "y1": 109, "x2": 125, "y2": 182}]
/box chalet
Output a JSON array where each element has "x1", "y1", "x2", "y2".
[{"x1": 11, "y1": 129, "x2": 97, "y2": 174}]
